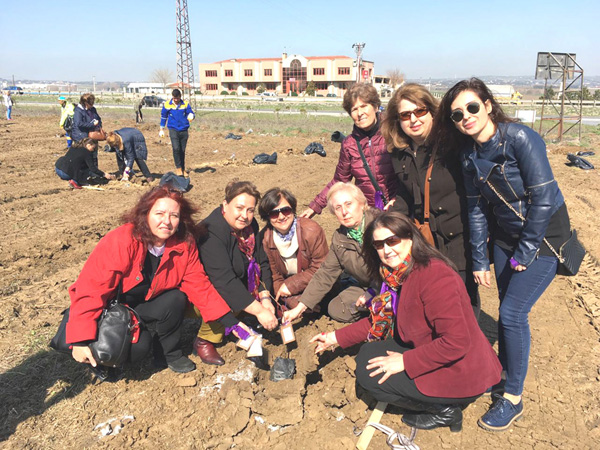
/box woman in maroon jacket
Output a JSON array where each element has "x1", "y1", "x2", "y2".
[
  {"x1": 67, "y1": 185, "x2": 246, "y2": 374},
  {"x1": 299, "y1": 83, "x2": 397, "y2": 218},
  {"x1": 311, "y1": 212, "x2": 501, "y2": 432},
  {"x1": 258, "y1": 188, "x2": 329, "y2": 311}
]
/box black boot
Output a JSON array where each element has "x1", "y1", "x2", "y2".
[{"x1": 402, "y1": 404, "x2": 463, "y2": 432}]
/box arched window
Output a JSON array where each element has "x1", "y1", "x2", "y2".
[{"x1": 283, "y1": 59, "x2": 307, "y2": 93}]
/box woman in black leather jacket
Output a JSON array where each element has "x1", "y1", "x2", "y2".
[
  {"x1": 432, "y1": 78, "x2": 571, "y2": 432},
  {"x1": 381, "y1": 83, "x2": 479, "y2": 317}
]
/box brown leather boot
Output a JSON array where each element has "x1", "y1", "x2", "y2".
[
  {"x1": 192, "y1": 337, "x2": 225, "y2": 365},
  {"x1": 174, "y1": 167, "x2": 184, "y2": 176}
]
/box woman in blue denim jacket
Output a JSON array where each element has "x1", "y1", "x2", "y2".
[{"x1": 432, "y1": 78, "x2": 571, "y2": 432}]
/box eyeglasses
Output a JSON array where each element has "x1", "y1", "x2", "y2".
[
  {"x1": 372, "y1": 235, "x2": 403, "y2": 250},
  {"x1": 450, "y1": 102, "x2": 481, "y2": 123},
  {"x1": 269, "y1": 206, "x2": 293, "y2": 220},
  {"x1": 399, "y1": 107, "x2": 429, "y2": 121}
]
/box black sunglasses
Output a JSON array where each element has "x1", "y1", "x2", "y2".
[
  {"x1": 269, "y1": 206, "x2": 294, "y2": 220},
  {"x1": 450, "y1": 102, "x2": 481, "y2": 123},
  {"x1": 399, "y1": 107, "x2": 429, "y2": 121},
  {"x1": 372, "y1": 235, "x2": 403, "y2": 250}
]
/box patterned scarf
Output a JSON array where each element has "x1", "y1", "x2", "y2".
[
  {"x1": 232, "y1": 225, "x2": 261, "y2": 300},
  {"x1": 274, "y1": 216, "x2": 297, "y2": 242},
  {"x1": 346, "y1": 214, "x2": 366, "y2": 244},
  {"x1": 367, "y1": 253, "x2": 411, "y2": 341}
]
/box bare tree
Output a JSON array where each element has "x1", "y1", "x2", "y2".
[
  {"x1": 151, "y1": 68, "x2": 174, "y2": 93},
  {"x1": 386, "y1": 68, "x2": 405, "y2": 88}
]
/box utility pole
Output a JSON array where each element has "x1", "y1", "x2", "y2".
[
  {"x1": 352, "y1": 43, "x2": 365, "y2": 83},
  {"x1": 176, "y1": 0, "x2": 195, "y2": 105}
]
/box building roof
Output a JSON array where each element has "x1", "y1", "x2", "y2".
[
  {"x1": 210, "y1": 55, "x2": 353, "y2": 64},
  {"x1": 213, "y1": 58, "x2": 281, "y2": 64}
]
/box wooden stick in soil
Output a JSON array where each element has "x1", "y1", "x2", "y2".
[{"x1": 356, "y1": 401, "x2": 388, "y2": 450}]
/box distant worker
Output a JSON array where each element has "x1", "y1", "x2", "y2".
[
  {"x1": 134, "y1": 96, "x2": 144, "y2": 123},
  {"x1": 159, "y1": 89, "x2": 195, "y2": 177},
  {"x1": 3, "y1": 91, "x2": 13, "y2": 120},
  {"x1": 72, "y1": 93, "x2": 104, "y2": 142},
  {"x1": 106, "y1": 128, "x2": 154, "y2": 183},
  {"x1": 54, "y1": 138, "x2": 115, "y2": 189},
  {"x1": 58, "y1": 96, "x2": 75, "y2": 148}
]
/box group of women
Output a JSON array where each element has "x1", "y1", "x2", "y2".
[
  {"x1": 54, "y1": 93, "x2": 155, "y2": 189},
  {"x1": 65, "y1": 79, "x2": 571, "y2": 434}
]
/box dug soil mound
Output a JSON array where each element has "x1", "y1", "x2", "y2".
[{"x1": 0, "y1": 110, "x2": 599, "y2": 449}]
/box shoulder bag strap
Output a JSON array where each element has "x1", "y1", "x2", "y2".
[
  {"x1": 423, "y1": 146, "x2": 437, "y2": 224},
  {"x1": 352, "y1": 136, "x2": 387, "y2": 204},
  {"x1": 485, "y1": 178, "x2": 563, "y2": 262}
]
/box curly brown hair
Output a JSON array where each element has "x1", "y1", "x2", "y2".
[
  {"x1": 121, "y1": 185, "x2": 202, "y2": 246},
  {"x1": 342, "y1": 83, "x2": 381, "y2": 115}
]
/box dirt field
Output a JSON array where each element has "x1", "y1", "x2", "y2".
[{"x1": 1, "y1": 108, "x2": 599, "y2": 449}]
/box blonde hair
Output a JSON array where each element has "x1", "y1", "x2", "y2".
[
  {"x1": 106, "y1": 132, "x2": 122, "y2": 149},
  {"x1": 326, "y1": 182, "x2": 367, "y2": 214}
]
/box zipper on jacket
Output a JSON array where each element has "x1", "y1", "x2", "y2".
[
  {"x1": 367, "y1": 138, "x2": 382, "y2": 193},
  {"x1": 501, "y1": 165, "x2": 523, "y2": 218}
]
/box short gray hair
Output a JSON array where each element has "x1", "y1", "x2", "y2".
[{"x1": 326, "y1": 182, "x2": 367, "y2": 214}]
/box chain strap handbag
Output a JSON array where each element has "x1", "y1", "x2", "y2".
[{"x1": 485, "y1": 180, "x2": 585, "y2": 276}]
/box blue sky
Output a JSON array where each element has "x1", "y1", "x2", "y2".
[{"x1": 1, "y1": 0, "x2": 598, "y2": 82}]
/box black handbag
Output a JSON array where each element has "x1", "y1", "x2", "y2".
[
  {"x1": 485, "y1": 180, "x2": 585, "y2": 276},
  {"x1": 555, "y1": 229, "x2": 585, "y2": 276},
  {"x1": 49, "y1": 285, "x2": 140, "y2": 367}
]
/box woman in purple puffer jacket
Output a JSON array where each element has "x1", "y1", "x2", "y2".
[{"x1": 299, "y1": 83, "x2": 397, "y2": 219}]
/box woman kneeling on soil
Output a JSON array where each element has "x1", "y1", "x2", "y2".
[
  {"x1": 258, "y1": 188, "x2": 329, "y2": 312},
  {"x1": 283, "y1": 182, "x2": 378, "y2": 324},
  {"x1": 310, "y1": 212, "x2": 501, "y2": 432},
  {"x1": 106, "y1": 128, "x2": 154, "y2": 183},
  {"x1": 194, "y1": 180, "x2": 278, "y2": 366},
  {"x1": 66, "y1": 185, "x2": 247, "y2": 374},
  {"x1": 55, "y1": 138, "x2": 115, "y2": 189}
]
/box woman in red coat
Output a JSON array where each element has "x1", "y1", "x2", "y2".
[
  {"x1": 66, "y1": 185, "x2": 246, "y2": 374},
  {"x1": 311, "y1": 212, "x2": 501, "y2": 432}
]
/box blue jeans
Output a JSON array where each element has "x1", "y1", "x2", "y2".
[
  {"x1": 493, "y1": 244, "x2": 558, "y2": 396},
  {"x1": 6, "y1": 106, "x2": 12, "y2": 120},
  {"x1": 55, "y1": 167, "x2": 71, "y2": 181}
]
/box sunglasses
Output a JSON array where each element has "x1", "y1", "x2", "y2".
[
  {"x1": 269, "y1": 206, "x2": 294, "y2": 220},
  {"x1": 399, "y1": 107, "x2": 429, "y2": 121},
  {"x1": 450, "y1": 102, "x2": 481, "y2": 123},
  {"x1": 372, "y1": 235, "x2": 403, "y2": 250}
]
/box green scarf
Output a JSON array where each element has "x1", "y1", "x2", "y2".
[{"x1": 346, "y1": 214, "x2": 366, "y2": 244}]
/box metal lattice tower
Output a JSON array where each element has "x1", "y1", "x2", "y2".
[
  {"x1": 352, "y1": 43, "x2": 365, "y2": 82},
  {"x1": 535, "y1": 52, "x2": 584, "y2": 142},
  {"x1": 176, "y1": 0, "x2": 195, "y2": 104}
]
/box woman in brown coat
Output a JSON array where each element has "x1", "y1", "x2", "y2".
[
  {"x1": 259, "y1": 188, "x2": 329, "y2": 311},
  {"x1": 283, "y1": 182, "x2": 379, "y2": 324}
]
